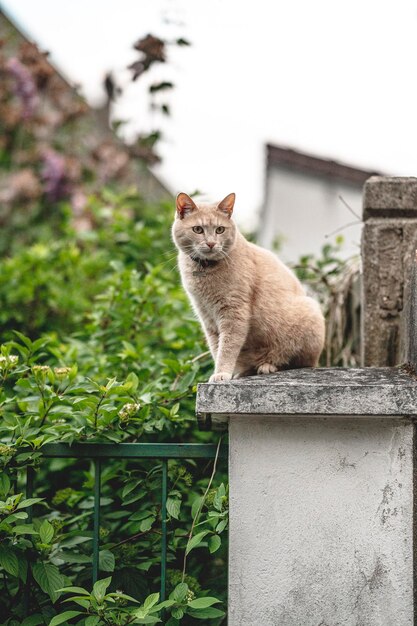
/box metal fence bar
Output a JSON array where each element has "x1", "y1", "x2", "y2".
[
  {"x1": 161, "y1": 460, "x2": 168, "y2": 602},
  {"x1": 20, "y1": 441, "x2": 227, "y2": 608},
  {"x1": 41, "y1": 442, "x2": 227, "y2": 459},
  {"x1": 92, "y1": 458, "x2": 101, "y2": 584}
]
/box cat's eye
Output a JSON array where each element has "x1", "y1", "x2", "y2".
[
  {"x1": 216, "y1": 226, "x2": 225, "y2": 234},
  {"x1": 192, "y1": 226, "x2": 204, "y2": 234}
]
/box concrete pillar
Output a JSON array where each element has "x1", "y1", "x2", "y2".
[
  {"x1": 196, "y1": 368, "x2": 417, "y2": 625},
  {"x1": 229, "y1": 416, "x2": 413, "y2": 626},
  {"x1": 362, "y1": 177, "x2": 417, "y2": 366}
]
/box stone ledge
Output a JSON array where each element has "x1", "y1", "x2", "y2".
[
  {"x1": 196, "y1": 367, "x2": 417, "y2": 430},
  {"x1": 363, "y1": 176, "x2": 417, "y2": 219}
]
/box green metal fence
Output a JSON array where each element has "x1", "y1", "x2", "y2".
[{"x1": 25, "y1": 442, "x2": 228, "y2": 606}]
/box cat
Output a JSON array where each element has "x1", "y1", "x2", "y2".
[{"x1": 172, "y1": 192, "x2": 325, "y2": 382}]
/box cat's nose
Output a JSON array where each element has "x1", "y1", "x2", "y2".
[{"x1": 206, "y1": 242, "x2": 215, "y2": 249}]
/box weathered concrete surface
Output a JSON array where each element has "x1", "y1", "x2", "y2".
[
  {"x1": 228, "y1": 416, "x2": 414, "y2": 626},
  {"x1": 196, "y1": 367, "x2": 417, "y2": 429},
  {"x1": 363, "y1": 177, "x2": 417, "y2": 219},
  {"x1": 362, "y1": 178, "x2": 417, "y2": 366},
  {"x1": 405, "y1": 251, "x2": 417, "y2": 371}
]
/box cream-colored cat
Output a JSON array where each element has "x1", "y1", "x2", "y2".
[{"x1": 172, "y1": 192, "x2": 325, "y2": 382}]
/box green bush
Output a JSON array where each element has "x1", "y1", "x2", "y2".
[
  {"x1": 0, "y1": 189, "x2": 179, "y2": 339},
  {"x1": 0, "y1": 190, "x2": 227, "y2": 625}
]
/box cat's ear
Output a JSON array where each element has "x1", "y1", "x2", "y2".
[
  {"x1": 217, "y1": 193, "x2": 235, "y2": 218},
  {"x1": 176, "y1": 193, "x2": 198, "y2": 219}
]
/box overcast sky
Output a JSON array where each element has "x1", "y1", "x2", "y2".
[{"x1": 4, "y1": 0, "x2": 417, "y2": 229}]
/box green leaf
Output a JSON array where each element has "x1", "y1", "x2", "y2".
[
  {"x1": 216, "y1": 519, "x2": 227, "y2": 533},
  {"x1": 108, "y1": 591, "x2": 138, "y2": 603},
  {"x1": 213, "y1": 484, "x2": 225, "y2": 511},
  {"x1": 57, "y1": 586, "x2": 90, "y2": 595},
  {"x1": 137, "y1": 560, "x2": 153, "y2": 571},
  {"x1": 13, "y1": 331, "x2": 33, "y2": 349},
  {"x1": 39, "y1": 520, "x2": 54, "y2": 544},
  {"x1": 166, "y1": 497, "x2": 181, "y2": 520},
  {"x1": 217, "y1": 483, "x2": 226, "y2": 499},
  {"x1": 32, "y1": 562, "x2": 65, "y2": 602},
  {"x1": 171, "y1": 607, "x2": 184, "y2": 619},
  {"x1": 64, "y1": 597, "x2": 90, "y2": 609},
  {"x1": 16, "y1": 497, "x2": 44, "y2": 509},
  {"x1": 139, "y1": 516, "x2": 155, "y2": 532},
  {"x1": 32, "y1": 336, "x2": 50, "y2": 352},
  {"x1": 150, "y1": 599, "x2": 175, "y2": 611},
  {"x1": 4, "y1": 511, "x2": 28, "y2": 522},
  {"x1": 123, "y1": 488, "x2": 147, "y2": 505},
  {"x1": 187, "y1": 607, "x2": 225, "y2": 619},
  {"x1": 176, "y1": 370, "x2": 196, "y2": 394},
  {"x1": 188, "y1": 596, "x2": 221, "y2": 609},
  {"x1": 125, "y1": 372, "x2": 139, "y2": 392},
  {"x1": 85, "y1": 617, "x2": 101, "y2": 626},
  {"x1": 191, "y1": 496, "x2": 204, "y2": 519},
  {"x1": 13, "y1": 524, "x2": 38, "y2": 535},
  {"x1": 21, "y1": 615, "x2": 44, "y2": 626},
  {"x1": 49, "y1": 611, "x2": 82, "y2": 626},
  {"x1": 57, "y1": 552, "x2": 91, "y2": 564},
  {"x1": 99, "y1": 549, "x2": 115, "y2": 572},
  {"x1": 185, "y1": 530, "x2": 209, "y2": 555},
  {"x1": 144, "y1": 592, "x2": 160, "y2": 610},
  {"x1": 121, "y1": 479, "x2": 141, "y2": 499},
  {"x1": 92, "y1": 576, "x2": 111, "y2": 602},
  {"x1": 208, "y1": 535, "x2": 221, "y2": 554},
  {"x1": 0, "y1": 545, "x2": 19, "y2": 577},
  {"x1": 129, "y1": 509, "x2": 154, "y2": 521},
  {"x1": 0, "y1": 473, "x2": 10, "y2": 496},
  {"x1": 170, "y1": 582, "x2": 188, "y2": 603},
  {"x1": 170, "y1": 402, "x2": 180, "y2": 416}
]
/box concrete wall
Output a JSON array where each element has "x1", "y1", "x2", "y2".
[
  {"x1": 229, "y1": 415, "x2": 414, "y2": 626},
  {"x1": 362, "y1": 177, "x2": 417, "y2": 367},
  {"x1": 259, "y1": 167, "x2": 363, "y2": 262}
]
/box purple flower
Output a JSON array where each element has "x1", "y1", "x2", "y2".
[
  {"x1": 41, "y1": 149, "x2": 70, "y2": 201},
  {"x1": 6, "y1": 57, "x2": 38, "y2": 119}
]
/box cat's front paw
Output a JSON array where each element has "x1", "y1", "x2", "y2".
[
  {"x1": 209, "y1": 372, "x2": 232, "y2": 383},
  {"x1": 257, "y1": 363, "x2": 278, "y2": 375}
]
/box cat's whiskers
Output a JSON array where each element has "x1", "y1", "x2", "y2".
[
  {"x1": 160, "y1": 246, "x2": 179, "y2": 257},
  {"x1": 158, "y1": 252, "x2": 183, "y2": 269},
  {"x1": 157, "y1": 245, "x2": 197, "y2": 274},
  {"x1": 218, "y1": 249, "x2": 233, "y2": 269},
  {"x1": 156, "y1": 261, "x2": 180, "y2": 277}
]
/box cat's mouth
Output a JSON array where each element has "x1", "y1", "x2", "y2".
[
  {"x1": 189, "y1": 248, "x2": 224, "y2": 265},
  {"x1": 196, "y1": 248, "x2": 222, "y2": 260}
]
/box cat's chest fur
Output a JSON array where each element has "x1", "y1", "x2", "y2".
[{"x1": 179, "y1": 255, "x2": 245, "y2": 321}]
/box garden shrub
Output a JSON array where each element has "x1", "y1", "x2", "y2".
[{"x1": 0, "y1": 190, "x2": 227, "y2": 626}]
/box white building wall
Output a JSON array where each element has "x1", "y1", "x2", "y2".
[{"x1": 259, "y1": 168, "x2": 363, "y2": 263}]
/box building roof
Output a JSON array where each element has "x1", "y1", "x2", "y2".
[{"x1": 267, "y1": 144, "x2": 382, "y2": 186}]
